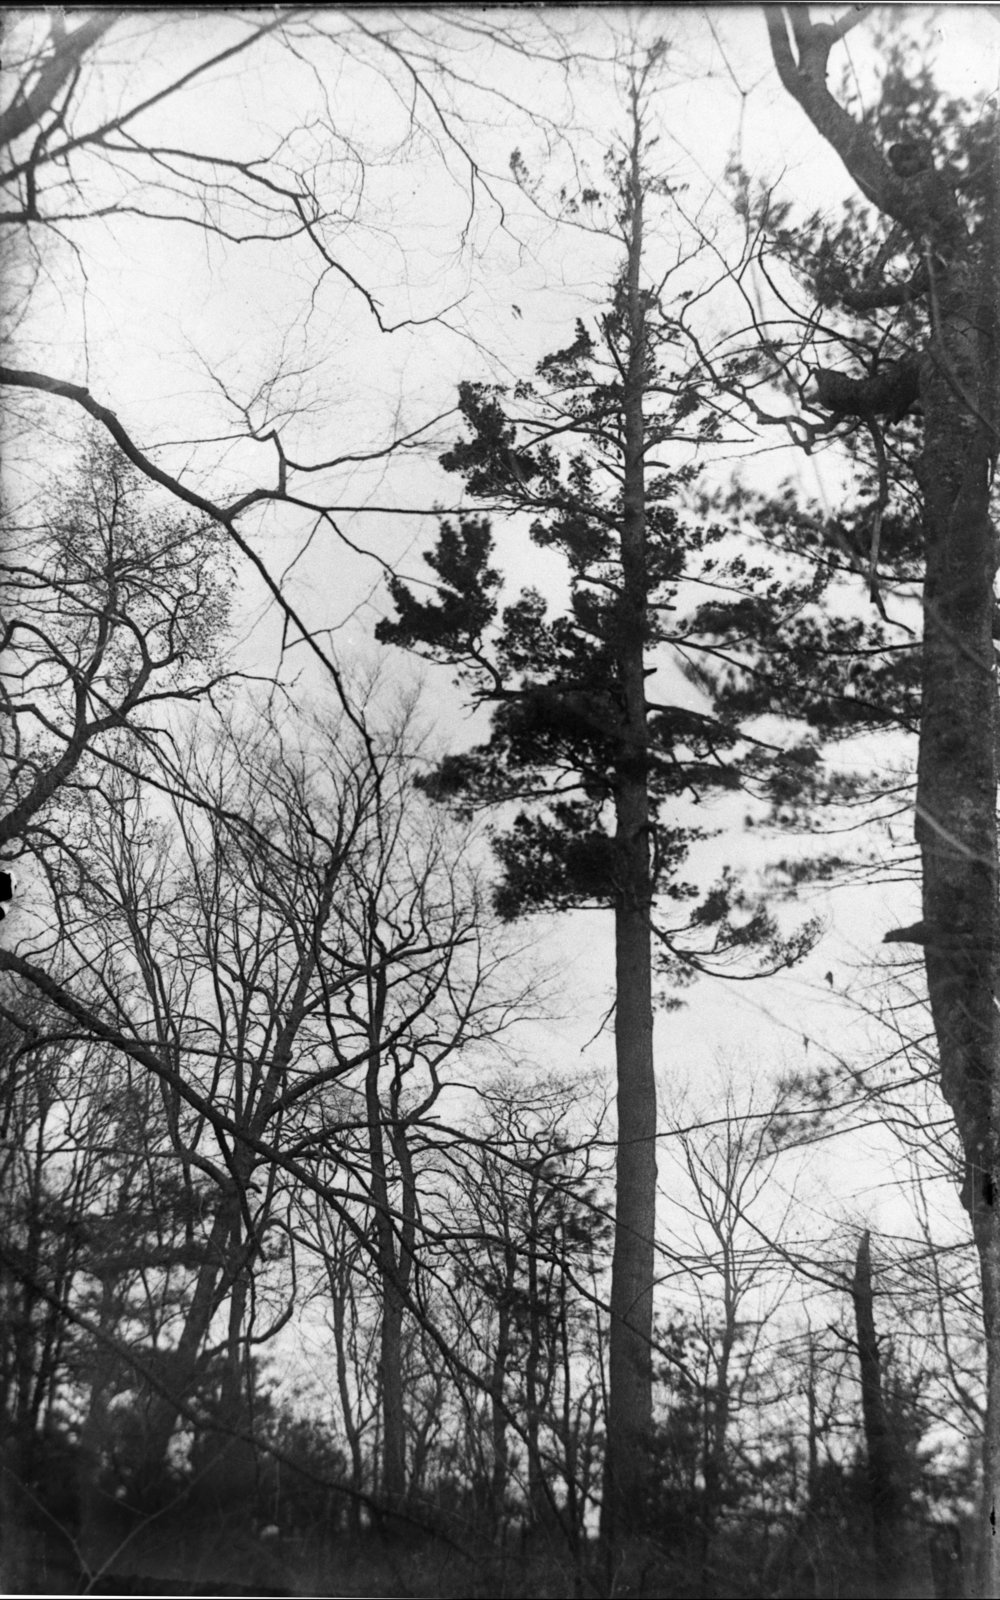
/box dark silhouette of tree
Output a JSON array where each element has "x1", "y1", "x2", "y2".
[
  {"x1": 0, "y1": 10, "x2": 580, "y2": 730},
  {"x1": 751, "y1": 10, "x2": 1000, "y2": 1575},
  {"x1": 0, "y1": 435, "x2": 233, "y2": 858},
  {"x1": 378, "y1": 52, "x2": 822, "y2": 1560},
  {"x1": 852, "y1": 1230, "x2": 908, "y2": 1597},
  {"x1": 440, "y1": 1078, "x2": 610, "y2": 1552}
]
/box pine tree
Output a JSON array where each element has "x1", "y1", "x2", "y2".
[
  {"x1": 378, "y1": 54, "x2": 819, "y2": 1551},
  {"x1": 747, "y1": 12, "x2": 1000, "y2": 1574}
]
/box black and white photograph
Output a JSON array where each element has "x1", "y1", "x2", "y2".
[{"x1": 1, "y1": 7, "x2": 999, "y2": 1596}]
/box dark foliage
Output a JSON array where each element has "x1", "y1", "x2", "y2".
[{"x1": 378, "y1": 315, "x2": 832, "y2": 980}]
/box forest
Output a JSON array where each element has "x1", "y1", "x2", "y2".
[{"x1": 1, "y1": 7, "x2": 998, "y2": 1597}]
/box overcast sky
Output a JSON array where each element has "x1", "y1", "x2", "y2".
[{"x1": 7, "y1": 3, "x2": 1000, "y2": 1269}]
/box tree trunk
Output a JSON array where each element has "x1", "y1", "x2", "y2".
[
  {"x1": 557, "y1": 1233, "x2": 582, "y2": 1558},
  {"x1": 918, "y1": 361, "x2": 1000, "y2": 1597},
  {"x1": 140, "y1": 1194, "x2": 242, "y2": 1476},
  {"x1": 364, "y1": 965, "x2": 411, "y2": 1513},
  {"x1": 327, "y1": 1239, "x2": 366, "y2": 1536},
  {"x1": 488, "y1": 1262, "x2": 514, "y2": 1535},
  {"x1": 913, "y1": 160, "x2": 1000, "y2": 1590},
  {"x1": 601, "y1": 90, "x2": 658, "y2": 1555},
  {"x1": 77, "y1": 1271, "x2": 125, "y2": 1561},
  {"x1": 525, "y1": 1206, "x2": 546, "y2": 1530},
  {"x1": 852, "y1": 1231, "x2": 905, "y2": 1596},
  {"x1": 378, "y1": 1277, "x2": 407, "y2": 1508},
  {"x1": 701, "y1": 1312, "x2": 734, "y2": 1596},
  {"x1": 805, "y1": 1335, "x2": 819, "y2": 1510},
  {"x1": 200, "y1": 1261, "x2": 257, "y2": 1506},
  {"x1": 764, "y1": 13, "x2": 1000, "y2": 1583}
]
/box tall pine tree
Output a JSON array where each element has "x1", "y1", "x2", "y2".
[{"x1": 378, "y1": 55, "x2": 819, "y2": 1552}]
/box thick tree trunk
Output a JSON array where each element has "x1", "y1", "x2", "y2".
[
  {"x1": 915, "y1": 166, "x2": 1000, "y2": 1582},
  {"x1": 918, "y1": 409, "x2": 1000, "y2": 1595},
  {"x1": 378, "y1": 1278, "x2": 407, "y2": 1507},
  {"x1": 606, "y1": 818, "x2": 656, "y2": 1539},
  {"x1": 140, "y1": 1197, "x2": 240, "y2": 1476},
  {"x1": 601, "y1": 101, "x2": 658, "y2": 1555},
  {"x1": 764, "y1": 13, "x2": 1000, "y2": 1585},
  {"x1": 201, "y1": 1264, "x2": 257, "y2": 1505}
]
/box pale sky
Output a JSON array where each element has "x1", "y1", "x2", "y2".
[{"x1": 5, "y1": 3, "x2": 996, "y2": 1305}]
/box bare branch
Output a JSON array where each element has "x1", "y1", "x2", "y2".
[
  {"x1": 0, "y1": 13, "x2": 118, "y2": 147},
  {"x1": 763, "y1": 5, "x2": 967, "y2": 248}
]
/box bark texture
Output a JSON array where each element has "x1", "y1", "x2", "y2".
[
  {"x1": 601, "y1": 92, "x2": 658, "y2": 1553},
  {"x1": 765, "y1": 7, "x2": 1000, "y2": 1585}
]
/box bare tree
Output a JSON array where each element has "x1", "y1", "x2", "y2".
[
  {"x1": 656, "y1": 1087, "x2": 797, "y2": 1594},
  {"x1": 302, "y1": 1180, "x2": 380, "y2": 1532},
  {"x1": 438, "y1": 1076, "x2": 611, "y2": 1551},
  {"x1": 0, "y1": 435, "x2": 233, "y2": 856},
  {"x1": 0, "y1": 10, "x2": 582, "y2": 717},
  {"x1": 305, "y1": 764, "x2": 531, "y2": 1515},
  {"x1": 8, "y1": 669, "x2": 532, "y2": 1517},
  {"x1": 851, "y1": 1230, "x2": 908, "y2": 1597}
]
